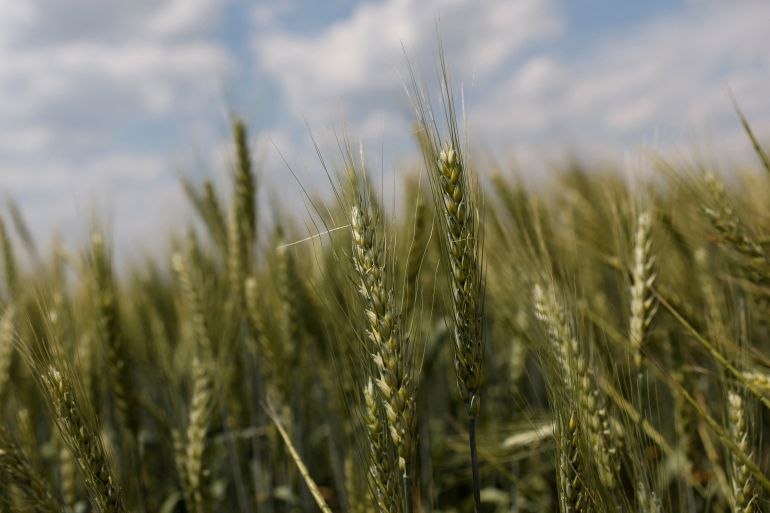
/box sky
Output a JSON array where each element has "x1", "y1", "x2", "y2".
[{"x1": 1, "y1": 0, "x2": 769, "y2": 263}]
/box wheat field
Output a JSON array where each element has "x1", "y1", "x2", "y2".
[{"x1": 1, "y1": 66, "x2": 770, "y2": 513}]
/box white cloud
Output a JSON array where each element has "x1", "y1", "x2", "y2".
[
  {"x1": 252, "y1": 0, "x2": 298, "y2": 28},
  {"x1": 146, "y1": 0, "x2": 225, "y2": 39},
  {"x1": 3, "y1": 152, "x2": 185, "y2": 266},
  {"x1": 0, "y1": 0, "x2": 223, "y2": 47},
  {"x1": 252, "y1": 0, "x2": 770, "y2": 176},
  {"x1": 253, "y1": 0, "x2": 563, "y2": 121},
  {"x1": 469, "y1": 1, "x2": 770, "y2": 163},
  {"x1": 0, "y1": 126, "x2": 52, "y2": 154},
  {"x1": 0, "y1": 0, "x2": 231, "y2": 135},
  {"x1": 0, "y1": 0, "x2": 232, "y2": 260}
]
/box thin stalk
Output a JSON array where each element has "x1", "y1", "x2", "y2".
[
  {"x1": 403, "y1": 474, "x2": 414, "y2": 513},
  {"x1": 134, "y1": 441, "x2": 148, "y2": 513},
  {"x1": 469, "y1": 413, "x2": 481, "y2": 513},
  {"x1": 266, "y1": 401, "x2": 333, "y2": 513}
]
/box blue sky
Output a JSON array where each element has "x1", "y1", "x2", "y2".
[{"x1": 1, "y1": 0, "x2": 769, "y2": 262}]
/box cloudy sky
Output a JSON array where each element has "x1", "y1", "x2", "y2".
[{"x1": 2, "y1": 0, "x2": 769, "y2": 261}]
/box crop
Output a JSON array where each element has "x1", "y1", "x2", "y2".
[{"x1": 1, "y1": 67, "x2": 770, "y2": 513}]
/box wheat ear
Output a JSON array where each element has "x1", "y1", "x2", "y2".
[
  {"x1": 0, "y1": 305, "x2": 15, "y2": 402},
  {"x1": 184, "y1": 357, "x2": 213, "y2": 513},
  {"x1": 42, "y1": 365, "x2": 126, "y2": 513},
  {"x1": 0, "y1": 216, "x2": 19, "y2": 299},
  {"x1": 232, "y1": 115, "x2": 257, "y2": 248},
  {"x1": 558, "y1": 413, "x2": 586, "y2": 513},
  {"x1": 364, "y1": 379, "x2": 398, "y2": 513},
  {"x1": 91, "y1": 233, "x2": 138, "y2": 435},
  {"x1": 628, "y1": 211, "x2": 657, "y2": 369},
  {"x1": 0, "y1": 428, "x2": 61, "y2": 513},
  {"x1": 727, "y1": 391, "x2": 757, "y2": 513},
  {"x1": 533, "y1": 283, "x2": 618, "y2": 492},
  {"x1": 351, "y1": 204, "x2": 416, "y2": 480}
]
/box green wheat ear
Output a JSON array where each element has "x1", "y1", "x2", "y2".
[
  {"x1": 435, "y1": 144, "x2": 484, "y2": 415},
  {"x1": 232, "y1": 115, "x2": 257, "y2": 248},
  {"x1": 0, "y1": 216, "x2": 19, "y2": 300},
  {"x1": 183, "y1": 357, "x2": 213, "y2": 513},
  {"x1": 91, "y1": 232, "x2": 138, "y2": 436},
  {"x1": 727, "y1": 391, "x2": 757, "y2": 513},
  {"x1": 0, "y1": 305, "x2": 14, "y2": 402},
  {"x1": 351, "y1": 203, "x2": 416, "y2": 478},
  {"x1": 628, "y1": 210, "x2": 656, "y2": 370},
  {"x1": 0, "y1": 428, "x2": 61, "y2": 513},
  {"x1": 407, "y1": 53, "x2": 487, "y2": 512},
  {"x1": 42, "y1": 365, "x2": 127, "y2": 513}
]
